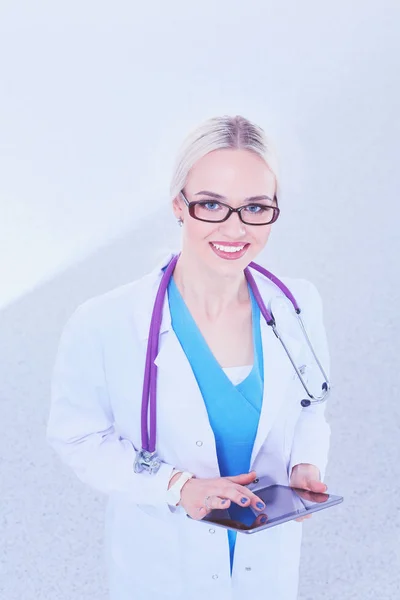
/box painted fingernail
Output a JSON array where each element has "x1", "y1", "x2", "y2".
[
  {"x1": 241, "y1": 497, "x2": 248, "y2": 504},
  {"x1": 221, "y1": 499, "x2": 227, "y2": 505},
  {"x1": 260, "y1": 516, "x2": 267, "y2": 523},
  {"x1": 256, "y1": 502, "x2": 265, "y2": 509}
]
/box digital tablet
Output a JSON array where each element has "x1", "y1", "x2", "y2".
[{"x1": 187, "y1": 476, "x2": 343, "y2": 534}]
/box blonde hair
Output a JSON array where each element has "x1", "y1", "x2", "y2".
[{"x1": 169, "y1": 114, "x2": 280, "y2": 202}]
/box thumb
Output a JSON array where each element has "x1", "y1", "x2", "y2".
[
  {"x1": 226, "y1": 470, "x2": 257, "y2": 483},
  {"x1": 306, "y1": 479, "x2": 327, "y2": 492}
]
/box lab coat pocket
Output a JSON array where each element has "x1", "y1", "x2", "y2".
[{"x1": 109, "y1": 497, "x2": 183, "y2": 594}]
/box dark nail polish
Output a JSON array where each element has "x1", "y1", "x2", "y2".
[
  {"x1": 221, "y1": 499, "x2": 227, "y2": 505},
  {"x1": 260, "y1": 516, "x2": 267, "y2": 523},
  {"x1": 256, "y1": 501, "x2": 265, "y2": 510},
  {"x1": 241, "y1": 497, "x2": 248, "y2": 504}
]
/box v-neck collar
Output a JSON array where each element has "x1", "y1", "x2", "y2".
[{"x1": 167, "y1": 274, "x2": 263, "y2": 388}]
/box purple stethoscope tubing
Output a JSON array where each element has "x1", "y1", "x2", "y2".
[
  {"x1": 135, "y1": 252, "x2": 330, "y2": 473},
  {"x1": 140, "y1": 254, "x2": 178, "y2": 457}
]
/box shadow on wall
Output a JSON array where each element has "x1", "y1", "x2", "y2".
[{"x1": 0, "y1": 204, "x2": 181, "y2": 600}]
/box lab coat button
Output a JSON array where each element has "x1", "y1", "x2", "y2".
[
  {"x1": 245, "y1": 567, "x2": 252, "y2": 571},
  {"x1": 209, "y1": 528, "x2": 215, "y2": 534},
  {"x1": 196, "y1": 440, "x2": 203, "y2": 446},
  {"x1": 212, "y1": 574, "x2": 219, "y2": 579}
]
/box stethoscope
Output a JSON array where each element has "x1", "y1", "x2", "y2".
[{"x1": 134, "y1": 252, "x2": 331, "y2": 475}]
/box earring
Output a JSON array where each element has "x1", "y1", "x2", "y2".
[{"x1": 177, "y1": 218, "x2": 183, "y2": 227}]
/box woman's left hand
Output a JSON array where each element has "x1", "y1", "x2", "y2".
[{"x1": 289, "y1": 463, "x2": 328, "y2": 522}]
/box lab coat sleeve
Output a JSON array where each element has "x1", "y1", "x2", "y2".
[
  {"x1": 288, "y1": 281, "x2": 331, "y2": 482},
  {"x1": 46, "y1": 301, "x2": 176, "y2": 512}
]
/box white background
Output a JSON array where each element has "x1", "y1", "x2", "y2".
[{"x1": 0, "y1": 1, "x2": 399, "y2": 599}]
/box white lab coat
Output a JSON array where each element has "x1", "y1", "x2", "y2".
[{"x1": 46, "y1": 250, "x2": 331, "y2": 600}]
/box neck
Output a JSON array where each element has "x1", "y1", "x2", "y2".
[{"x1": 172, "y1": 250, "x2": 250, "y2": 320}]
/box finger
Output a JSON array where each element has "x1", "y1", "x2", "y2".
[
  {"x1": 306, "y1": 479, "x2": 328, "y2": 492},
  {"x1": 254, "y1": 513, "x2": 269, "y2": 526},
  {"x1": 229, "y1": 486, "x2": 266, "y2": 512},
  {"x1": 203, "y1": 495, "x2": 218, "y2": 512},
  {"x1": 250, "y1": 493, "x2": 266, "y2": 512},
  {"x1": 237, "y1": 485, "x2": 266, "y2": 512},
  {"x1": 226, "y1": 471, "x2": 257, "y2": 484},
  {"x1": 201, "y1": 495, "x2": 230, "y2": 513},
  {"x1": 293, "y1": 486, "x2": 329, "y2": 503},
  {"x1": 221, "y1": 485, "x2": 252, "y2": 508},
  {"x1": 295, "y1": 515, "x2": 312, "y2": 522},
  {"x1": 295, "y1": 489, "x2": 323, "y2": 502},
  {"x1": 195, "y1": 505, "x2": 211, "y2": 520},
  {"x1": 190, "y1": 504, "x2": 210, "y2": 521},
  {"x1": 220, "y1": 497, "x2": 231, "y2": 508}
]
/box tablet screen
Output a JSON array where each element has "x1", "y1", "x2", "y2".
[{"x1": 195, "y1": 483, "x2": 343, "y2": 533}]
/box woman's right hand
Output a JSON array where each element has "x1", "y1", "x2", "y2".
[{"x1": 179, "y1": 470, "x2": 266, "y2": 520}]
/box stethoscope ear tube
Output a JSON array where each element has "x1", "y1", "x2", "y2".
[{"x1": 245, "y1": 263, "x2": 330, "y2": 406}]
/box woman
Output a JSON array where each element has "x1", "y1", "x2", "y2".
[{"x1": 47, "y1": 114, "x2": 331, "y2": 600}]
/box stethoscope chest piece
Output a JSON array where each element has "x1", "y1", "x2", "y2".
[{"x1": 133, "y1": 449, "x2": 162, "y2": 474}]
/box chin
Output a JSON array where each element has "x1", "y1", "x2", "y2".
[{"x1": 208, "y1": 252, "x2": 254, "y2": 273}]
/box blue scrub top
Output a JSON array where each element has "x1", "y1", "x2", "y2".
[{"x1": 166, "y1": 272, "x2": 264, "y2": 575}]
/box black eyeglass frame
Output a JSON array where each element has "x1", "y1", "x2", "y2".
[{"x1": 179, "y1": 190, "x2": 280, "y2": 226}]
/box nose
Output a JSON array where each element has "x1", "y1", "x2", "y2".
[{"x1": 219, "y1": 210, "x2": 246, "y2": 238}]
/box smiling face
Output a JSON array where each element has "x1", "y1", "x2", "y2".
[{"x1": 172, "y1": 148, "x2": 278, "y2": 274}]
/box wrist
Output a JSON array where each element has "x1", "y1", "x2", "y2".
[
  {"x1": 178, "y1": 475, "x2": 195, "y2": 502},
  {"x1": 166, "y1": 470, "x2": 195, "y2": 507},
  {"x1": 168, "y1": 471, "x2": 183, "y2": 490}
]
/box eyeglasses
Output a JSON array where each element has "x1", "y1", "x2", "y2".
[{"x1": 179, "y1": 190, "x2": 280, "y2": 226}]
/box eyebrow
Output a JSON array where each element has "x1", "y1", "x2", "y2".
[{"x1": 194, "y1": 190, "x2": 274, "y2": 203}]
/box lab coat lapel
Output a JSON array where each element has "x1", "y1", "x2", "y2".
[{"x1": 153, "y1": 324, "x2": 219, "y2": 457}]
